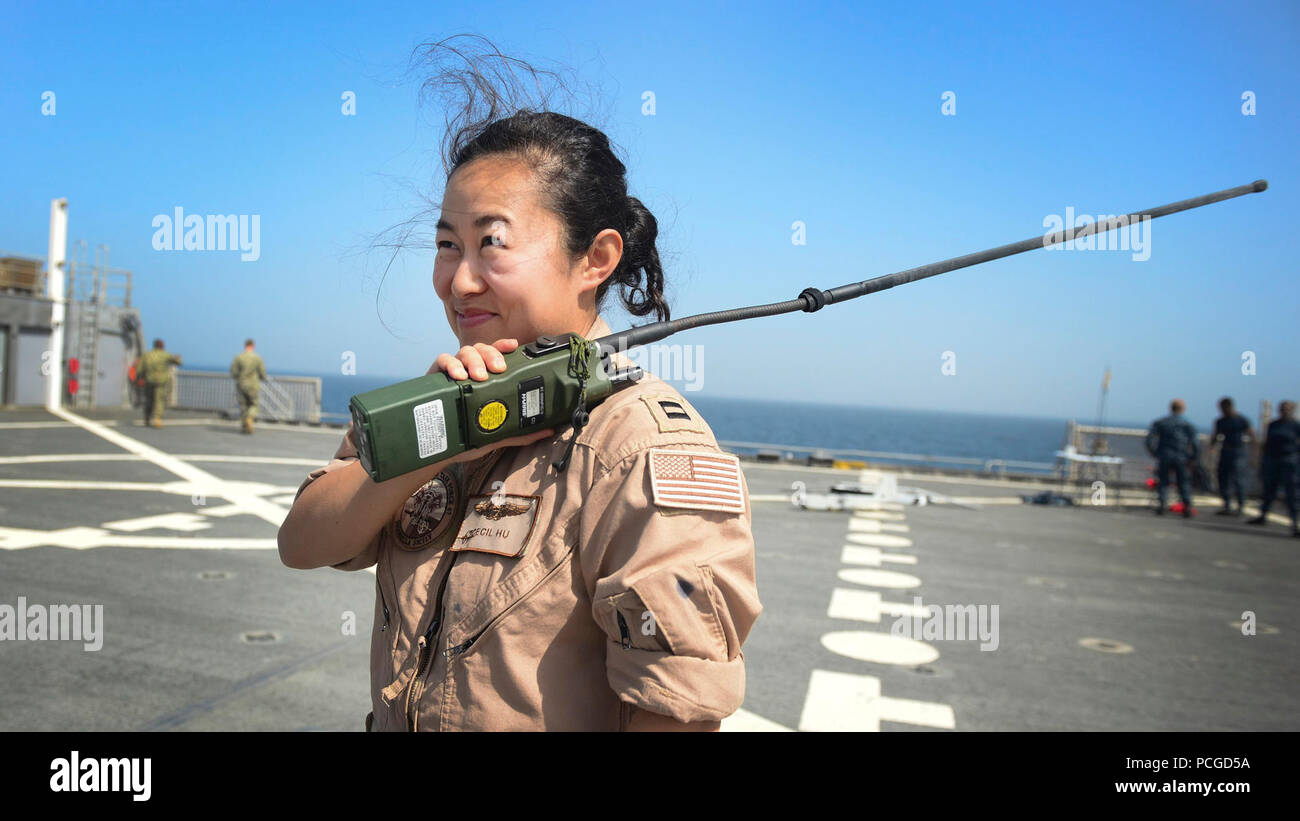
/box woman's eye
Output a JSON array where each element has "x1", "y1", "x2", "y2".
[
  {"x1": 436, "y1": 240, "x2": 456, "y2": 251},
  {"x1": 482, "y1": 234, "x2": 504, "y2": 248}
]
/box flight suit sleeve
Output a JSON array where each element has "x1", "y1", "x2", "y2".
[
  {"x1": 258, "y1": 358, "x2": 267, "y2": 381},
  {"x1": 1145, "y1": 424, "x2": 1158, "y2": 456},
  {"x1": 578, "y1": 443, "x2": 762, "y2": 725},
  {"x1": 293, "y1": 424, "x2": 380, "y2": 571},
  {"x1": 230, "y1": 358, "x2": 239, "y2": 379}
]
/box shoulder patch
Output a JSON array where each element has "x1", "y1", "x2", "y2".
[
  {"x1": 647, "y1": 448, "x2": 745, "y2": 514},
  {"x1": 640, "y1": 394, "x2": 707, "y2": 435}
]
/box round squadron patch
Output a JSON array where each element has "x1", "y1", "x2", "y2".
[{"x1": 392, "y1": 469, "x2": 460, "y2": 550}]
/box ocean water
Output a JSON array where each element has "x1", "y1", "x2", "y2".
[
  {"x1": 190, "y1": 364, "x2": 1148, "y2": 471},
  {"x1": 289, "y1": 369, "x2": 1141, "y2": 472}
]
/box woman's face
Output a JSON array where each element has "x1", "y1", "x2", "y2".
[{"x1": 433, "y1": 154, "x2": 618, "y2": 348}]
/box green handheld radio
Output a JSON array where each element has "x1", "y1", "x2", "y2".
[
  {"x1": 349, "y1": 179, "x2": 1268, "y2": 484},
  {"x1": 349, "y1": 334, "x2": 642, "y2": 482}
]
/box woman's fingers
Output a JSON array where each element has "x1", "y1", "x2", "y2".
[
  {"x1": 433, "y1": 352, "x2": 468, "y2": 379},
  {"x1": 432, "y1": 339, "x2": 517, "y2": 380},
  {"x1": 457, "y1": 345, "x2": 490, "y2": 380},
  {"x1": 473, "y1": 342, "x2": 508, "y2": 376}
]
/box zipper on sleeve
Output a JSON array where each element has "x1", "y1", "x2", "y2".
[
  {"x1": 376, "y1": 578, "x2": 390, "y2": 632},
  {"x1": 617, "y1": 611, "x2": 632, "y2": 649}
]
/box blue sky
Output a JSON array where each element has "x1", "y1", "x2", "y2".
[{"x1": 2, "y1": 0, "x2": 1296, "y2": 426}]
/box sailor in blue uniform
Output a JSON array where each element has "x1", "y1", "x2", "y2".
[
  {"x1": 1209, "y1": 397, "x2": 1254, "y2": 515},
  {"x1": 1145, "y1": 398, "x2": 1199, "y2": 517},
  {"x1": 1247, "y1": 400, "x2": 1300, "y2": 537}
]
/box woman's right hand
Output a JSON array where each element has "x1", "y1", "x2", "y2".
[
  {"x1": 430, "y1": 338, "x2": 518, "y2": 381},
  {"x1": 426, "y1": 338, "x2": 555, "y2": 466}
]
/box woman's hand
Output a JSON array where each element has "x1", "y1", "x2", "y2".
[
  {"x1": 427, "y1": 338, "x2": 553, "y2": 465},
  {"x1": 430, "y1": 338, "x2": 519, "y2": 381}
]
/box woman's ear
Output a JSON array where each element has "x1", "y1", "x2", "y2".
[{"x1": 575, "y1": 228, "x2": 623, "y2": 294}]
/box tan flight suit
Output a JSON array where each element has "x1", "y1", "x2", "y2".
[
  {"x1": 230, "y1": 350, "x2": 267, "y2": 432},
  {"x1": 139, "y1": 349, "x2": 182, "y2": 426},
  {"x1": 293, "y1": 315, "x2": 762, "y2": 731}
]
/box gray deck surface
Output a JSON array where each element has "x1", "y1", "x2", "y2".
[{"x1": 1, "y1": 407, "x2": 1295, "y2": 731}]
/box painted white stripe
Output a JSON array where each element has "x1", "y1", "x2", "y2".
[
  {"x1": 837, "y1": 567, "x2": 922, "y2": 589},
  {"x1": 0, "y1": 479, "x2": 300, "y2": 496},
  {"x1": 799, "y1": 669, "x2": 954, "y2": 731},
  {"x1": 0, "y1": 525, "x2": 278, "y2": 551},
  {"x1": 0, "y1": 453, "x2": 329, "y2": 467},
  {"x1": 46, "y1": 407, "x2": 288, "y2": 526},
  {"x1": 840, "y1": 545, "x2": 917, "y2": 566},
  {"x1": 852, "y1": 511, "x2": 906, "y2": 521},
  {"x1": 0, "y1": 480, "x2": 190, "y2": 492},
  {"x1": 845, "y1": 532, "x2": 913, "y2": 548},
  {"x1": 0, "y1": 420, "x2": 120, "y2": 429},
  {"x1": 719, "y1": 708, "x2": 794, "y2": 732},
  {"x1": 0, "y1": 453, "x2": 141, "y2": 464},
  {"x1": 820, "y1": 631, "x2": 939, "y2": 666},
  {"x1": 103, "y1": 513, "x2": 213, "y2": 533},
  {"x1": 847, "y1": 519, "x2": 913, "y2": 534},
  {"x1": 828, "y1": 588, "x2": 930, "y2": 623}
]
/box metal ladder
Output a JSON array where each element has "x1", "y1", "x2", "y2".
[{"x1": 69, "y1": 244, "x2": 106, "y2": 409}]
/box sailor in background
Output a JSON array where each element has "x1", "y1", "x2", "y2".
[
  {"x1": 1209, "y1": 396, "x2": 1255, "y2": 516},
  {"x1": 1145, "y1": 398, "x2": 1199, "y2": 517},
  {"x1": 1247, "y1": 400, "x2": 1300, "y2": 537},
  {"x1": 230, "y1": 338, "x2": 267, "y2": 434},
  {"x1": 138, "y1": 338, "x2": 182, "y2": 428}
]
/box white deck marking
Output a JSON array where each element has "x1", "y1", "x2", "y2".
[
  {"x1": 820, "y1": 631, "x2": 939, "y2": 665},
  {"x1": 48, "y1": 407, "x2": 289, "y2": 526},
  {"x1": 837, "y1": 567, "x2": 922, "y2": 588},
  {"x1": 847, "y1": 518, "x2": 910, "y2": 533},
  {"x1": 0, "y1": 453, "x2": 325, "y2": 467},
  {"x1": 0, "y1": 420, "x2": 121, "y2": 429},
  {"x1": 852, "y1": 510, "x2": 907, "y2": 521},
  {"x1": 0, "y1": 454, "x2": 140, "y2": 464},
  {"x1": 844, "y1": 532, "x2": 914, "y2": 549},
  {"x1": 0, "y1": 525, "x2": 277, "y2": 551},
  {"x1": 828, "y1": 588, "x2": 929, "y2": 622},
  {"x1": 103, "y1": 513, "x2": 214, "y2": 533},
  {"x1": 799, "y1": 670, "x2": 954, "y2": 731},
  {"x1": 0, "y1": 479, "x2": 299, "y2": 496},
  {"x1": 840, "y1": 545, "x2": 917, "y2": 566},
  {"x1": 719, "y1": 708, "x2": 794, "y2": 732}
]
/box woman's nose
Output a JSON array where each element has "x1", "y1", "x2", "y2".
[{"x1": 449, "y1": 258, "x2": 488, "y2": 299}]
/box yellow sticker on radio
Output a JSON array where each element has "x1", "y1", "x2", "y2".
[{"x1": 477, "y1": 400, "x2": 508, "y2": 432}]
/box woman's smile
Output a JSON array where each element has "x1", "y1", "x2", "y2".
[{"x1": 456, "y1": 308, "x2": 498, "y2": 330}]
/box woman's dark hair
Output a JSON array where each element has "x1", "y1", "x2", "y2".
[{"x1": 410, "y1": 34, "x2": 670, "y2": 323}]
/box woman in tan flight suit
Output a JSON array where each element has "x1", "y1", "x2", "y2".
[{"x1": 278, "y1": 102, "x2": 762, "y2": 731}]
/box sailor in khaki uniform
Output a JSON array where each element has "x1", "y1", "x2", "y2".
[
  {"x1": 291, "y1": 316, "x2": 761, "y2": 731},
  {"x1": 280, "y1": 114, "x2": 763, "y2": 730}
]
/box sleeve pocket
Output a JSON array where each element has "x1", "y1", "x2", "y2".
[{"x1": 626, "y1": 565, "x2": 730, "y2": 662}]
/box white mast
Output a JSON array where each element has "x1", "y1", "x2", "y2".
[{"x1": 45, "y1": 198, "x2": 68, "y2": 410}]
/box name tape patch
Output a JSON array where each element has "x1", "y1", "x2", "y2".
[
  {"x1": 451, "y1": 494, "x2": 541, "y2": 557},
  {"x1": 648, "y1": 449, "x2": 745, "y2": 514}
]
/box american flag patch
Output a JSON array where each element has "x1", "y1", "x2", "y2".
[{"x1": 647, "y1": 449, "x2": 746, "y2": 514}]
